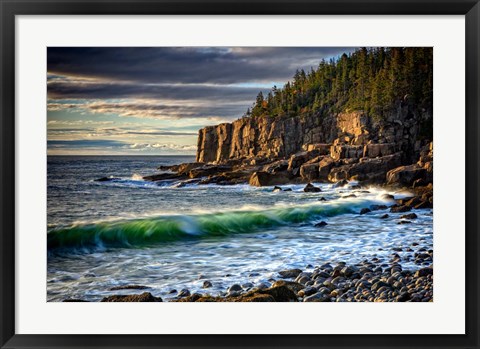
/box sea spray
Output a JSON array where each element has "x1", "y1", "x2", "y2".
[{"x1": 47, "y1": 199, "x2": 379, "y2": 253}]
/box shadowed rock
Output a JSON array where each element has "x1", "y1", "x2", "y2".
[{"x1": 101, "y1": 292, "x2": 162, "y2": 302}]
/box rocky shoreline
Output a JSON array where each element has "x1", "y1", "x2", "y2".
[
  {"x1": 63, "y1": 191, "x2": 433, "y2": 303},
  {"x1": 87, "y1": 111, "x2": 435, "y2": 303},
  {"x1": 71, "y1": 257, "x2": 433, "y2": 303}
]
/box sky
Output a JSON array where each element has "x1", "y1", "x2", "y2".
[{"x1": 47, "y1": 47, "x2": 355, "y2": 155}]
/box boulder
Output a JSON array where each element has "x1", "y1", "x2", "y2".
[
  {"x1": 278, "y1": 269, "x2": 303, "y2": 278},
  {"x1": 360, "y1": 208, "x2": 371, "y2": 215},
  {"x1": 143, "y1": 173, "x2": 185, "y2": 182},
  {"x1": 176, "y1": 162, "x2": 204, "y2": 175},
  {"x1": 386, "y1": 164, "x2": 427, "y2": 186},
  {"x1": 318, "y1": 156, "x2": 336, "y2": 180},
  {"x1": 300, "y1": 163, "x2": 319, "y2": 181},
  {"x1": 249, "y1": 171, "x2": 290, "y2": 187},
  {"x1": 333, "y1": 179, "x2": 349, "y2": 188},
  {"x1": 390, "y1": 205, "x2": 412, "y2": 213},
  {"x1": 262, "y1": 159, "x2": 289, "y2": 174},
  {"x1": 101, "y1": 292, "x2": 162, "y2": 302},
  {"x1": 188, "y1": 165, "x2": 232, "y2": 179},
  {"x1": 95, "y1": 177, "x2": 119, "y2": 182},
  {"x1": 304, "y1": 183, "x2": 321, "y2": 192},
  {"x1": 287, "y1": 150, "x2": 320, "y2": 171}
]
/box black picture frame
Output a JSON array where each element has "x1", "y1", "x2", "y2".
[{"x1": 1, "y1": 0, "x2": 479, "y2": 348}]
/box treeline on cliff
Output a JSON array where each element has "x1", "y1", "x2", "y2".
[{"x1": 246, "y1": 47, "x2": 433, "y2": 122}]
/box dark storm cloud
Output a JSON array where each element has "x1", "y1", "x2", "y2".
[
  {"x1": 47, "y1": 80, "x2": 265, "y2": 101},
  {"x1": 47, "y1": 47, "x2": 354, "y2": 85},
  {"x1": 47, "y1": 47, "x2": 356, "y2": 121}
]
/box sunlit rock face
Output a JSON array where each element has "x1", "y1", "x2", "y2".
[{"x1": 196, "y1": 108, "x2": 432, "y2": 183}]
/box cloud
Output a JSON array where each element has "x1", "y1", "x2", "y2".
[
  {"x1": 47, "y1": 126, "x2": 198, "y2": 138},
  {"x1": 47, "y1": 47, "x2": 356, "y2": 154},
  {"x1": 47, "y1": 47, "x2": 355, "y2": 121},
  {"x1": 47, "y1": 120, "x2": 114, "y2": 126},
  {"x1": 128, "y1": 143, "x2": 196, "y2": 151},
  {"x1": 47, "y1": 139, "x2": 197, "y2": 155},
  {"x1": 47, "y1": 139, "x2": 126, "y2": 148},
  {"x1": 48, "y1": 47, "x2": 355, "y2": 85},
  {"x1": 48, "y1": 98, "x2": 250, "y2": 120}
]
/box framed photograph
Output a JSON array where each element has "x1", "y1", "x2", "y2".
[{"x1": 1, "y1": 0, "x2": 479, "y2": 348}]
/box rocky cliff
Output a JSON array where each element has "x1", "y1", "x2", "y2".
[
  {"x1": 196, "y1": 107, "x2": 431, "y2": 166},
  {"x1": 191, "y1": 107, "x2": 433, "y2": 187}
]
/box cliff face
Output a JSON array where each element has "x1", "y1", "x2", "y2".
[
  {"x1": 196, "y1": 107, "x2": 432, "y2": 166},
  {"x1": 197, "y1": 113, "x2": 336, "y2": 163}
]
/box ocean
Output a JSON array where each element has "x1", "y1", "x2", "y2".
[{"x1": 47, "y1": 155, "x2": 433, "y2": 301}]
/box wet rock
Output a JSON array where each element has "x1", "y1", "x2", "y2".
[
  {"x1": 360, "y1": 208, "x2": 371, "y2": 215},
  {"x1": 314, "y1": 221, "x2": 328, "y2": 227},
  {"x1": 101, "y1": 292, "x2": 162, "y2": 302},
  {"x1": 235, "y1": 294, "x2": 275, "y2": 302},
  {"x1": 143, "y1": 172, "x2": 186, "y2": 182},
  {"x1": 414, "y1": 267, "x2": 433, "y2": 278},
  {"x1": 272, "y1": 280, "x2": 305, "y2": 293},
  {"x1": 370, "y1": 204, "x2": 388, "y2": 211},
  {"x1": 304, "y1": 183, "x2": 321, "y2": 192},
  {"x1": 63, "y1": 299, "x2": 89, "y2": 302},
  {"x1": 333, "y1": 179, "x2": 349, "y2": 188},
  {"x1": 284, "y1": 188, "x2": 293, "y2": 192},
  {"x1": 415, "y1": 200, "x2": 433, "y2": 209},
  {"x1": 227, "y1": 284, "x2": 243, "y2": 293},
  {"x1": 249, "y1": 171, "x2": 290, "y2": 187},
  {"x1": 381, "y1": 193, "x2": 395, "y2": 200},
  {"x1": 298, "y1": 286, "x2": 317, "y2": 297},
  {"x1": 390, "y1": 205, "x2": 412, "y2": 213},
  {"x1": 242, "y1": 282, "x2": 254, "y2": 289},
  {"x1": 177, "y1": 289, "x2": 191, "y2": 298},
  {"x1": 386, "y1": 164, "x2": 427, "y2": 186},
  {"x1": 380, "y1": 214, "x2": 389, "y2": 219},
  {"x1": 202, "y1": 281, "x2": 213, "y2": 288},
  {"x1": 397, "y1": 220, "x2": 412, "y2": 224},
  {"x1": 341, "y1": 266, "x2": 356, "y2": 277},
  {"x1": 168, "y1": 289, "x2": 177, "y2": 294},
  {"x1": 255, "y1": 285, "x2": 298, "y2": 302},
  {"x1": 95, "y1": 176, "x2": 119, "y2": 182},
  {"x1": 320, "y1": 263, "x2": 333, "y2": 271},
  {"x1": 400, "y1": 213, "x2": 418, "y2": 219},
  {"x1": 295, "y1": 274, "x2": 312, "y2": 285},
  {"x1": 278, "y1": 268, "x2": 303, "y2": 278},
  {"x1": 372, "y1": 281, "x2": 391, "y2": 292},
  {"x1": 318, "y1": 197, "x2": 327, "y2": 201},
  {"x1": 273, "y1": 186, "x2": 283, "y2": 192},
  {"x1": 331, "y1": 276, "x2": 345, "y2": 285},
  {"x1": 255, "y1": 282, "x2": 271, "y2": 290},
  {"x1": 303, "y1": 292, "x2": 330, "y2": 302},
  {"x1": 188, "y1": 165, "x2": 232, "y2": 179},
  {"x1": 108, "y1": 284, "x2": 148, "y2": 291}
]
